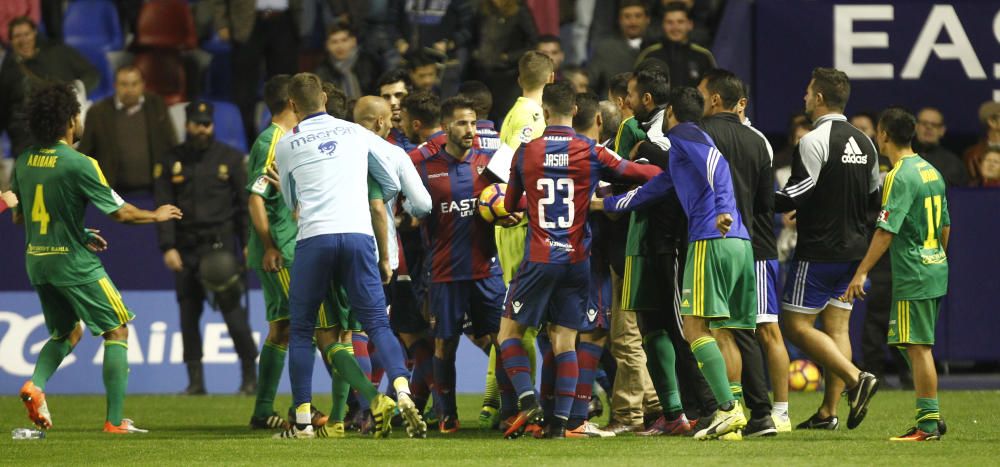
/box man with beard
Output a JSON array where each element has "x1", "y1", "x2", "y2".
[
  {"x1": 154, "y1": 99, "x2": 258, "y2": 396},
  {"x1": 413, "y1": 96, "x2": 510, "y2": 433}
]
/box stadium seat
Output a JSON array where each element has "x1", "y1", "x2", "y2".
[
  {"x1": 209, "y1": 100, "x2": 248, "y2": 153},
  {"x1": 133, "y1": 52, "x2": 187, "y2": 105},
  {"x1": 64, "y1": 0, "x2": 124, "y2": 52},
  {"x1": 135, "y1": 0, "x2": 197, "y2": 50},
  {"x1": 201, "y1": 32, "x2": 232, "y2": 100},
  {"x1": 77, "y1": 48, "x2": 115, "y2": 101}
]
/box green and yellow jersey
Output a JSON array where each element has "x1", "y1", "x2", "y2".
[
  {"x1": 878, "y1": 154, "x2": 950, "y2": 300},
  {"x1": 11, "y1": 141, "x2": 125, "y2": 286},
  {"x1": 499, "y1": 97, "x2": 545, "y2": 151},
  {"x1": 246, "y1": 123, "x2": 297, "y2": 268}
]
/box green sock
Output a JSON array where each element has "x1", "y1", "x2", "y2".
[
  {"x1": 253, "y1": 342, "x2": 287, "y2": 419},
  {"x1": 31, "y1": 337, "x2": 74, "y2": 391},
  {"x1": 326, "y1": 343, "x2": 378, "y2": 402},
  {"x1": 523, "y1": 327, "x2": 539, "y2": 384},
  {"x1": 690, "y1": 336, "x2": 735, "y2": 405},
  {"x1": 916, "y1": 397, "x2": 940, "y2": 433},
  {"x1": 643, "y1": 331, "x2": 683, "y2": 415},
  {"x1": 330, "y1": 367, "x2": 349, "y2": 422},
  {"x1": 102, "y1": 340, "x2": 129, "y2": 425},
  {"x1": 483, "y1": 346, "x2": 500, "y2": 408},
  {"x1": 730, "y1": 382, "x2": 744, "y2": 404}
]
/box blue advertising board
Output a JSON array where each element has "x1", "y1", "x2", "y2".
[
  {"x1": 0, "y1": 290, "x2": 491, "y2": 394},
  {"x1": 753, "y1": 1, "x2": 1000, "y2": 135}
]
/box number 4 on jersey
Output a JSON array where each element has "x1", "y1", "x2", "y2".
[{"x1": 32, "y1": 184, "x2": 50, "y2": 235}]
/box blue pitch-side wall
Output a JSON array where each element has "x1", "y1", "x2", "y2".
[{"x1": 0, "y1": 290, "x2": 491, "y2": 395}]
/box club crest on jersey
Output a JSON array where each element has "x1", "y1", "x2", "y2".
[
  {"x1": 319, "y1": 140, "x2": 338, "y2": 156},
  {"x1": 878, "y1": 209, "x2": 890, "y2": 224},
  {"x1": 841, "y1": 136, "x2": 868, "y2": 164},
  {"x1": 587, "y1": 308, "x2": 598, "y2": 322},
  {"x1": 512, "y1": 301, "x2": 523, "y2": 314}
]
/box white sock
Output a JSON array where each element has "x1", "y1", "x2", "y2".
[
  {"x1": 295, "y1": 403, "x2": 312, "y2": 425},
  {"x1": 772, "y1": 402, "x2": 789, "y2": 416}
]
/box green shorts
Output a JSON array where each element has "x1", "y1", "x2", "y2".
[
  {"x1": 622, "y1": 255, "x2": 672, "y2": 312},
  {"x1": 680, "y1": 238, "x2": 756, "y2": 330},
  {"x1": 255, "y1": 265, "x2": 360, "y2": 331},
  {"x1": 34, "y1": 276, "x2": 135, "y2": 338},
  {"x1": 888, "y1": 297, "x2": 940, "y2": 346}
]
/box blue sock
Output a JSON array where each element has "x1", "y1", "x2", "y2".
[
  {"x1": 537, "y1": 334, "x2": 554, "y2": 420},
  {"x1": 352, "y1": 333, "x2": 373, "y2": 411},
  {"x1": 495, "y1": 348, "x2": 518, "y2": 416},
  {"x1": 432, "y1": 355, "x2": 457, "y2": 418},
  {"x1": 500, "y1": 338, "x2": 534, "y2": 404},
  {"x1": 571, "y1": 342, "x2": 602, "y2": 422},
  {"x1": 553, "y1": 351, "x2": 579, "y2": 421},
  {"x1": 288, "y1": 318, "x2": 315, "y2": 409}
]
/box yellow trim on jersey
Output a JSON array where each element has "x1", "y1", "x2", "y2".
[
  {"x1": 88, "y1": 157, "x2": 110, "y2": 187},
  {"x1": 622, "y1": 256, "x2": 632, "y2": 310},
  {"x1": 98, "y1": 278, "x2": 129, "y2": 324},
  {"x1": 882, "y1": 163, "x2": 902, "y2": 206},
  {"x1": 277, "y1": 268, "x2": 291, "y2": 296},
  {"x1": 262, "y1": 125, "x2": 285, "y2": 175},
  {"x1": 104, "y1": 340, "x2": 129, "y2": 349},
  {"x1": 614, "y1": 116, "x2": 632, "y2": 153}
]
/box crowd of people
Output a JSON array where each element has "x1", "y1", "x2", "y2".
[{"x1": 0, "y1": 0, "x2": 988, "y2": 443}]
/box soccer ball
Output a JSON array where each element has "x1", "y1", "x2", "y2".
[
  {"x1": 788, "y1": 359, "x2": 822, "y2": 392},
  {"x1": 478, "y1": 183, "x2": 509, "y2": 223}
]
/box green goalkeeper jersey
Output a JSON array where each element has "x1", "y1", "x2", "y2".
[
  {"x1": 877, "y1": 154, "x2": 950, "y2": 300},
  {"x1": 246, "y1": 123, "x2": 298, "y2": 268},
  {"x1": 11, "y1": 141, "x2": 125, "y2": 286}
]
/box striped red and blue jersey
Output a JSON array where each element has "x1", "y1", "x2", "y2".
[
  {"x1": 408, "y1": 130, "x2": 447, "y2": 165},
  {"x1": 416, "y1": 146, "x2": 502, "y2": 282},
  {"x1": 388, "y1": 127, "x2": 417, "y2": 153},
  {"x1": 476, "y1": 120, "x2": 502, "y2": 152},
  {"x1": 602, "y1": 122, "x2": 750, "y2": 243},
  {"x1": 504, "y1": 126, "x2": 661, "y2": 264}
]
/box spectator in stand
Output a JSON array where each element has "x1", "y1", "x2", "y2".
[
  {"x1": 535, "y1": 34, "x2": 565, "y2": 70},
  {"x1": 850, "y1": 112, "x2": 877, "y2": 140},
  {"x1": 406, "y1": 49, "x2": 442, "y2": 93},
  {"x1": 973, "y1": 148, "x2": 1000, "y2": 188},
  {"x1": 964, "y1": 101, "x2": 1000, "y2": 182},
  {"x1": 471, "y1": 0, "x2": 538, "y2": 123},
  {"x1": 213, "y1": 0, "x2": 302, "y2": 148},
  {"x1": 0, "y1": 16, "x2": 98, "y2": 157},
  {"x1": 0, "y1": 0, "x2": 39, "y2": 46},
  {"x1": 78, "y1": 65, "x2": 178, "y2": 194},
  {"x1": 650, "y1": 0, "x2": 719, "y2": 47},
  {"x1": 314, "y1": 20, "x2": 383, "y2": 100},
  {"x1": 589, "y1": 0, "x2": 653, "y2": 99},
  {"x1": 912, "y1": 107, "x2": 968, "y2": 187},
  {"x1": 635, "y1": 2, "x2": 716, "y2": 88},
  {"x1": 561, "y1": 64, "x2": 590, "y2": 93}
]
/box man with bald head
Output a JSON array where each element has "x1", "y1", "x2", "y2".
[
  {"x1": 354, "y1": 96, "x2": 394, "y2": 138},
  {"x1": 354, "y1": 92, "x2": 433, "y2": 420}
]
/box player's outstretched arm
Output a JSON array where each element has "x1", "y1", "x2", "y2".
[
  {"x1": 599, "y1": 170, "x2": 674, "y2": 214},
  {"x1": 842, "y1": 228, "x2": 894, "y2": 302},
  {"x1": 111, "y1": 203, "x2": 183, "y2": 224}
]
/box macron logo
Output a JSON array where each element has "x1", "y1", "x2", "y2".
[{"x1": 841, "y1": 137, "x2": 868, "y2": 164}]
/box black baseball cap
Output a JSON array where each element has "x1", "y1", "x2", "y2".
[{"x1": 186, "y1": 99, "x2": 214, "y2": 124}]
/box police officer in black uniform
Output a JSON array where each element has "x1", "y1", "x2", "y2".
[{"x1": 154, "y1": 99, "x2": 258, "y2": 395}]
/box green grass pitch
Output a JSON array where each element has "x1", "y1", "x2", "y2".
[{"x1": 3, "y1": 390, "x2": 998, "y2": 465}]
